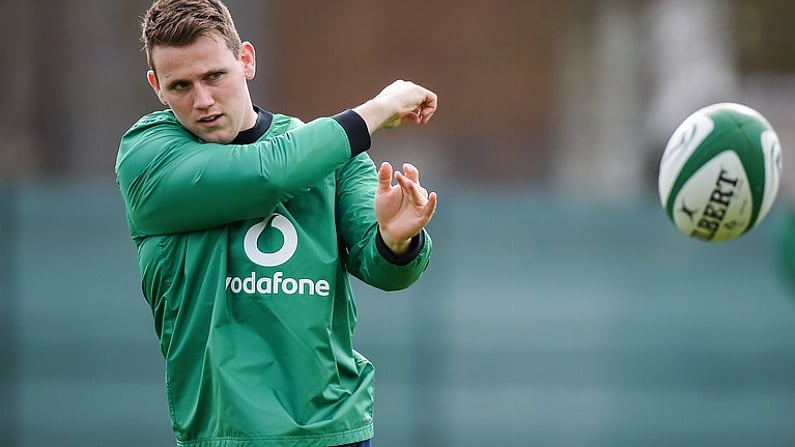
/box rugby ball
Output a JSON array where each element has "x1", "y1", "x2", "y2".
[{"x1": 658, "y1": 103, "x2": 782, "y2": 242}]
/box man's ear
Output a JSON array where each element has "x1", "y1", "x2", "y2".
[
  {"x1": 147, "y1": 70, "x2": 168, "y2": 105},
  {"x1": 240, "y1": 42, "x2": 256, "y2": 80}
]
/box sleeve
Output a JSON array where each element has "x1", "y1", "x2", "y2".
[
  {"x1": 116, "y1": 112, "x2": 368, "y2": 237},
  {"x1": 335, "y1": 152, "x2": 432, "y2": 291}
]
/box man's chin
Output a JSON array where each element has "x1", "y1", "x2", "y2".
[{"x1": 193, "y1": 128, "x2": 234, "y2": 144}]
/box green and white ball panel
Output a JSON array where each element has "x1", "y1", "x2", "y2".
[
  {"x1": 658, "y1": 108, "x2": 716, "y2": 206},
  {"x1": 658, "y1": 103, "x2": 782, "y2": 242}
]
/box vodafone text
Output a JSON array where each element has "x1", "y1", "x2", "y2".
[{"x1": 226, "y1": 271, "x2": 330, "y2": 297}]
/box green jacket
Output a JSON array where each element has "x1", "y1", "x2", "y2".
[{"x1": 116, "y1": 108, "x2": 431, "y2": 446}]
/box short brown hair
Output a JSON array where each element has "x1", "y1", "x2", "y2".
[{"x1": 141, "y1": 0, "x2": 242, "y2": 71}]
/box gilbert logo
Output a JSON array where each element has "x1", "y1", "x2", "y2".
[
  {"x1": 244, "y1": 214, "x2": 298, "y2": 267},
  {"x1": 226, "y1": 214, "x2": 331, "y2": 297}
]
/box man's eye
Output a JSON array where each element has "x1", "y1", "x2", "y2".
[
  {"x1": 172, "y1": 82, "x2": 189, "y2": 91},
  {"x1": 208, "y1": 72, "x2": 224, "y2": 81}
]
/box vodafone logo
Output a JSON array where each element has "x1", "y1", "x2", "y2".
[
  {"x1": 228, "y1": 214, "x2": 331, "y2": 297},
  {"x1": 243, "y1": 214, "x2": 298, "y2": 267}
]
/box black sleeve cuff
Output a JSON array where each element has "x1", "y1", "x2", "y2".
[
  {"x1": 375, "y1": 230, "x2": 425, "y2": 266},
  {"x1": 332, "y1": 109, "x2": 372, "y2": 157}
]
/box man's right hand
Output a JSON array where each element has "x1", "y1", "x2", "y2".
[{"x1": 353, "y1": 80, "x2": 438, "y2": 134}]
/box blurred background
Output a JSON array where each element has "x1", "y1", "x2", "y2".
[{"x1": 3, "y1": 0, "x2": 795, "y2": 446}]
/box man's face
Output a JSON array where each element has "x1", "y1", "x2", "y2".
[{"x1": 147, "y1": 32, "x2": 257, "y2": 144}]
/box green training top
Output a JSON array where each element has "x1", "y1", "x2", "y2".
[{"x1": 115, "y1": 108, "x2": 432, "y2": 447}]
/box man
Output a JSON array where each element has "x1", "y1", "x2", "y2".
[{"x1": 115, "y1": 0, "x2": 438, "y2": 446}]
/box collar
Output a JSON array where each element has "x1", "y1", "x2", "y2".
[{"x1": 231, "y1": 106, "x2": 274, "y2": 144}]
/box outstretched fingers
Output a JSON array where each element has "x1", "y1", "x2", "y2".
[
  {"x1": 381, "y1": 161, "x2": 437, "y2": 218},
  {"x1": 395, "y1": 169, "x2": 436, "y2": 216},
  {"x1": 401, "y1": 163, "x2": 421, "y2": 184},
  {"x1": 425, "y1": 191, "x2": 438, "y2": 217}
]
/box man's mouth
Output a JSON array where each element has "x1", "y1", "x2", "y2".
[{"x1": 198, "y1": 114, "x2": 222, "y2": 125}]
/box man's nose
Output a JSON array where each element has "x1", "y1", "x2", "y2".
[{"x1": 193, "y1": 84, "x2": 214, "y2": 109}]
